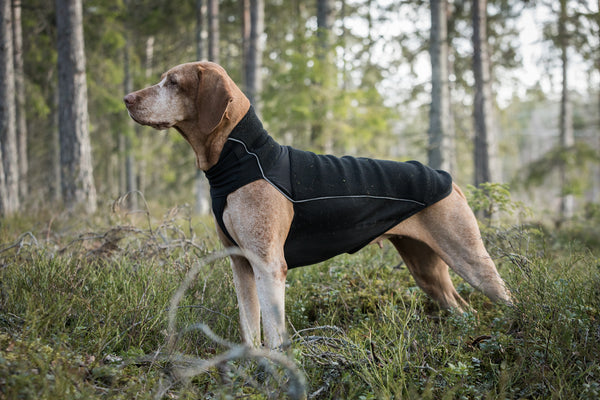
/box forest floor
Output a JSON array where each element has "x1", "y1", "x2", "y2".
[{"x1": 1, "y1": 193, "x2": 600, "y2": 399}]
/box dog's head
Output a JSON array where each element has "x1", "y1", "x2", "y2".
[{"x1": 124, "y1": 61, "x2": 234, "y2": 135}]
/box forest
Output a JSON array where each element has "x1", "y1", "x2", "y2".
[
  {"x1": 0, "y1": 0, "x2": 596, "y2": 217},
  {"x1": 1, "y1": 0, "x2": 600, "y2": 399}
]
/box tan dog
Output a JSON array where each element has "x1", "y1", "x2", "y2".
[{"x1": 124, "y1": 61, "x2": 511, "y2": 349}]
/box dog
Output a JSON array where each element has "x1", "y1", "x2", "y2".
[{"x1": 124, "y1": 61, "x2": 511, "y2": 349}]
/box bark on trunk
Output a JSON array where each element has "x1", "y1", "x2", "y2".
[
  {"x1": 0, "y1": 0, "x2": 19, "y2": 214},
  {"x1": 207, "y1": 0, "x2": 219, "y2": 63},
  {"x1": 12, "y1": 0, "x2": 27, "y2": 200},
  {"x1": 242, "y1": 0, "x2": 249, "y2": 69},
  {"x1": 244, "y1": 0, "x2": 264, "y2": 112},
  {"x1": 558, "y1": 0, "x2": 574, "y2": 219},
  {"x1": 314, "y1": 0, "x2": 335, "y2": 153},
  {"x1": 52, "y1": 90, "x2": 61, "y2": 203},
  {"x1": 137, "y1": 36, "x2": 154, "y2": 198},
  {"x1": 56, "y1": 0, "x2": 97, "y2": 213},
  {"x1": 123, "y1": 35, "x2": 137, "y2": 208},
  {"x1": 428, "y1": 0, "x2": 454, "y2": 173},
  {"x1": 0, "y1": 142, "x2": 5, "y2": 215},
  {"x1": 194, "y1": 0, "x2": 213, "y2": 215},
  {"x1": 196, "y1": 0, "x2": 204, "y2": 61},
  {"x1": 472, "y1": 0, "x2": 498, "y2": 186}
]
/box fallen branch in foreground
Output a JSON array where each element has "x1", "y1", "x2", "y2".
[{"x1": 156, "y1": 247, "x2": 307, "y2": 400}]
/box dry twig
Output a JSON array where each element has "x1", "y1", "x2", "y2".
[{"x1": 159, "y1": 247, "x2": 307, "y2": 400}]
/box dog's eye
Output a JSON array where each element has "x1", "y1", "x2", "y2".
[{"x1": 168, "y1": 75, "x2": 178, "y2": 86}]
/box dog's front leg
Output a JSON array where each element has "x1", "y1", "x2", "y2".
[
  {"x1": 230, "y1": 255, "x2": 261, "y2": 347},
  {"x1": 253, "y1": 260, "x2": 288, "y2": 349},
  {"x1": 222, "y1": 181, "x2": 294, "y2": 349}
]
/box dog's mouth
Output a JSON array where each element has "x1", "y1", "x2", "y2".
[
  {"x1": 149, "y1": 122, "x2": 173, "y2": 130},
  {"x1": 127, "y1": 110, "x2": 172, "y2": 130}
]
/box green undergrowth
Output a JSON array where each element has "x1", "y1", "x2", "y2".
[{"x1": 1, "y1": 201, "x2": 600, "y2": 399}]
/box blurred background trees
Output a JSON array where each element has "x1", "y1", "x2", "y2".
[{"x1": 0, "y1": 0, "x2": 597, "y2": 223}]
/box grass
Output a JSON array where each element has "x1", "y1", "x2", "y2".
[{"x1": 1, "y1": 201, "x2": 599, "y2": 399}]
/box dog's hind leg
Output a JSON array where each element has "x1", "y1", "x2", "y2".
[
  {"x1": 386, "y1": 184, "x2": 511, "y2": 306},
  {"x1": 390, "y1": 237, "x2": 470, "y2": 311},
  {"x1": 423, "y1": 186, "x2": 511, "y2": 305}
]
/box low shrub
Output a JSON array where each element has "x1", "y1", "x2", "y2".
[{"x1": 1, "y1": 198, "x2": 599, "y2": 399}]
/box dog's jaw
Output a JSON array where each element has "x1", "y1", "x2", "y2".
[{"x1": 126, "y1": 109, "x2": 172, "y2": 131}]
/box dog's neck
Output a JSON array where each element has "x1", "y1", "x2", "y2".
[{"x1": 176, "y1": 98, "x2": 251, "y2": 171}]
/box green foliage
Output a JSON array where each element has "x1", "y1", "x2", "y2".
[
  {"x1": 3, "y1": 204, "x2": 599, "y2": 399},
  {"x1": 492, "y1": 227, "x2": 600, "y2": 399},
  {"x1": 521, "y1": 142, "x2": 600, "y2": 197},
  {"x1": 540, "y1": 0, "x2": 598, "y2": 70},
  {"x1": 552, "y1": 202, "x2": 600, "y2": 252},
  {"x1": 261, "y1": 3, "x2": 397, "y2": 157},
  {"x1": 0, "y1": 209, "x2": 241, "y2": 399},
  {"x1": 466, "y1": 182, "x2": 530, "y2": 226}
]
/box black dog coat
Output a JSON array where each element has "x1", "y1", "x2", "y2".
[{"x1": 205, "y1": 107, "x2": 453, "y2": 268}]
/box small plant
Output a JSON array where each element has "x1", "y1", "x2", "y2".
[{"x1": 466, "y1": 182, "x2": 529, "y2": 226}]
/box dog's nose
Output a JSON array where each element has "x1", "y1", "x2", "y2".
[{"x1": 123, "y1": 93, "x2": 137, "y2": 107}]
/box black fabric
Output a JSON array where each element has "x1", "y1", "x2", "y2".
[{"x1": 205, "y1": 107, "x2": 453, "y2": 268}]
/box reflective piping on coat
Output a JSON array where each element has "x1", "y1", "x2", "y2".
[{"x1": 226, "y1": 137, "x2": 426, "y2": 207}]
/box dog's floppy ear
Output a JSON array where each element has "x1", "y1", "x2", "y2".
[{"x1": 196, "y1": 65, "x2": 233, "y2": 135}]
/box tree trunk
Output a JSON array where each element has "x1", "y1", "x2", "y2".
[
  {"x1": 196, "y1": 0, "x2": 204, "y2": 61},
  {"x1": 12, "y1": 0, "x2": 27, "y2": 200},
  {"x1": 472, "y1": 0, "x2": 498, "y2": 186},
  {"x1": 340, "y1": 0, "x2": 349, "y2": 90},
  {"x1": 596, "y1": 18, "x2": 600, "y2": 205},
  {"x1": 194, "y1": 0, "x2": 213, "y2": 215},
  {"x1": 428, "y1": 0, "x2": 454, "y2": 173},
  {"x1": 123, "y1": 34, "x2": 137, "y2": 209},
  {"x1": 207, "y1": 0, "x2": 219, "y2": 63},
  {"x1": 52, "y1": 90, "x2": 61, "y2": 203},
  {"x1": 0, "y1": 67, "x2": 5, "y2": 213},
  {"x1": 0, "y1": 139, "x2": 5, "y2": 215},
  {"x1": 314, "y1": 0, "x2": 335, "y2": 153},
  {"x1": 242, "y1": 0, "x2": 249, "y2": 70},
  {"x1": 118, "y1": 125, "x2": 126, "y2": 196},
  {"x1": 0, "y1": 0, "x2": 19, "y2": 214},
  {"x1": 317, "y1": 0, "x2": 334, "y2": 45},
  {"x1": 137, "y1": 35, "x2": 154, "y2": 199},
  {"x1": 558, "y1": 0, "x2": 574, "y2": 220},
  {"x1": 56, "y1": 0, "x2": 97, "y2": 213},
  {"x1": 243, "y1": 0, "x2": 264, "y2": 113},
  {"x1": 596, "y1": 0, "x2": 600, "y2": 204},
  {"x1": 444, "y1": 0, "x2": 456, "y2": 172}
]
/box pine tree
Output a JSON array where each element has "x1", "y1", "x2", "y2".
[
  {"x1": 56, "y1": 0, "x2": 97, "y2": 213},
  {"x1": 12, "y1": 0, "x2": 27, "y2": 200},
  {"x1": 472, "y1": 0, "x2": 499, "y2": 186},
  {"x1": 0, "y1": 0, "x2": 19, "y2": 214},
  {"x1": 243, "y1": 0, "x2": 264, "y2": 113},
  {"x1": 428, "y1": 0, "x2": 454, "y2": 172}
]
